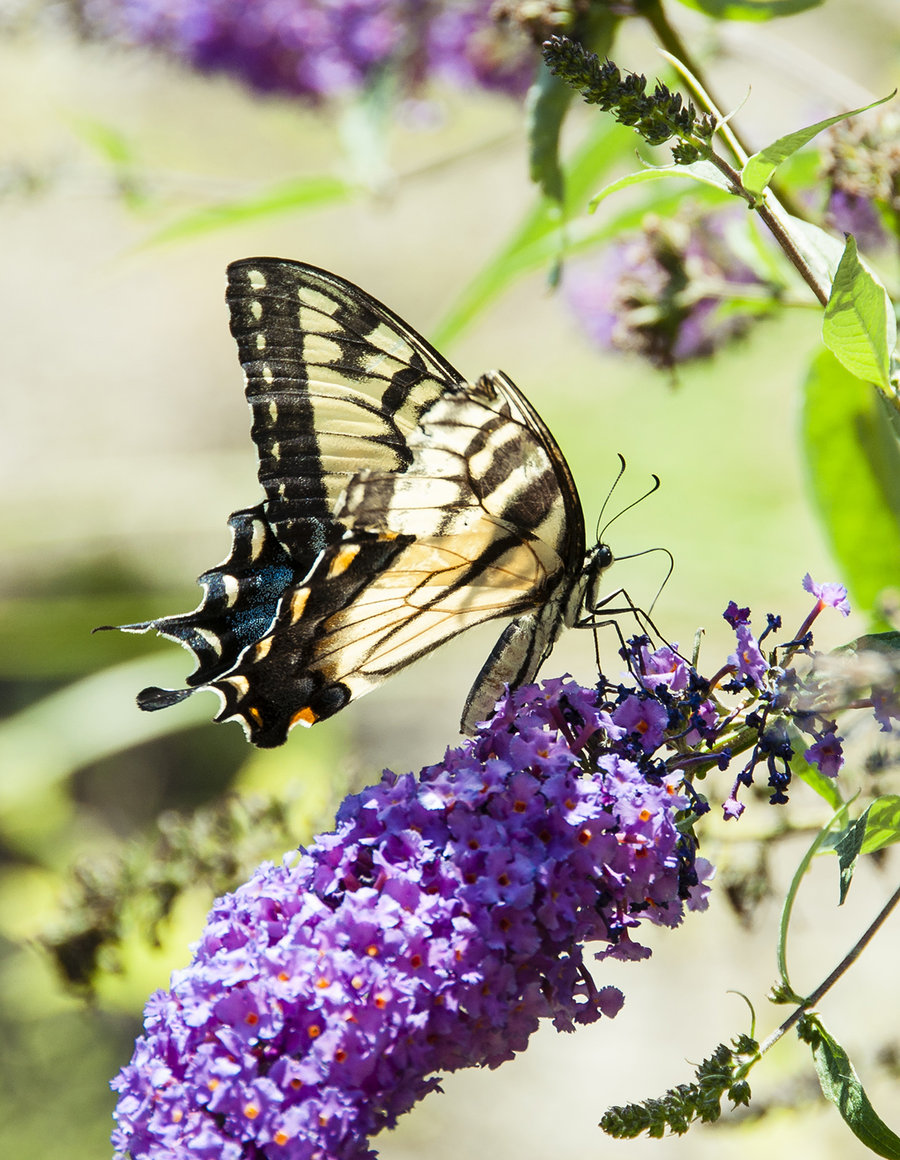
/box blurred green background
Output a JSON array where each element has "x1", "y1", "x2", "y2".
[{"x1": 1, "y1": 4, "x2": 899, "y2": 1158}]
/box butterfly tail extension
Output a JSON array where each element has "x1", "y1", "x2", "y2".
[{"x1": 105, "y1": 505, "x2": 306, "y2": 716}]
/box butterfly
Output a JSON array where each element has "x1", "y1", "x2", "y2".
[{"x1": 114, "y1": 258, "x2": 613, "y2": 747}]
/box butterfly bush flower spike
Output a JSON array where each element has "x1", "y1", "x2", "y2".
[{"x1": 112, "y1": 680, "x2": 711, "y2": 1160}]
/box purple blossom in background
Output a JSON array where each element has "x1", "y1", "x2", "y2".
[
  {"x1": 83, "y1": 0, "x2": 538, "y2": 102},
  {"x1": 821, "y1": 111, "x2": 900, "y2": 251},
  {"x1": 564, "y1": 213, "x2": 774, "y2": 369},
  {"x1": 826, "y1": 188, "x2": 887, "y2": 251},
  {"x1": 111, "y1": 678, "x2": 710, "y2": 1160}
]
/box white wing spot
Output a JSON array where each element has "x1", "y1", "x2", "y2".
[
  {"x1": 250, "y1": 300, "x2": 263, "y2": 320},
  {"x1": 262, "y1": 364, "x2": 274, "y2": 384},
  {"x1": 268, "y1": 400, "x2": 278, "y2": 421},
  {"x1": 247, "y1": 268, "x2": 267, "y2": 290},
  {"x1": 221, "y1": 674, "x2": 250, "y2": 698},
  {"x1": 249, "y1": 520, "x2": 266, "y2": 561},
  {"x1": 222, "y1": 574, "x2": 240, "y2": 608},
  {"x1": 256, "y1": 333, "x2": 266, "y2": 350}
]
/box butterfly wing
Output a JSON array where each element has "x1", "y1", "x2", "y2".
[
  {"x1": 206, "y1": 369, "x2": 583, "y2": 745},
  {"x1": 117, "y1": 260, "x2": 588, "y2": 746}
]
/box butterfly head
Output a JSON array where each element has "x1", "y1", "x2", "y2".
[{"x1": 583, "y1": 540, "x2": 614, "y2": 613}]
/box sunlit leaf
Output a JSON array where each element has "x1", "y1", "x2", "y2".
[
  {"x1": 590, "y1": 159, "x2": 735, "y2": 208},
  {"x1": 823, "y1": 234, "x2": 896, "y2": 389},
  {"x1": 802, "y1": 350, "x2": 900, "y2": 621},
  {"x1": 824, "y1": 809, "x2": 869, "y2": 903},
  {"x1": 674, "y1": 0, "x2": 824, "y2": 17},
  {"x1": 805, "y1": 1017, "x2": 900, "y2": 1158},
  {"x1": 742, "y1": 91, "x2": 896, "y2": 198},
  {"x1": 526, "y1": 65, "x2": 575, "y2": 203},
  {"x1": 432, "y1": 118, "x2": 636, "y2": 345},
  {"x1": 778, "y1": 212, "x2": 846, "y2": 296},
  {"x1": 140, "y1": 175, "x2": 352, "y2": 248}
]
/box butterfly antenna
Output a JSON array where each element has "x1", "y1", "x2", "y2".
[
  {"x1": 594, "y1": 454, "x2": 627, "y2": 540},
  {"x1": 596, "y1": 467, "x2": 661, "y2": 543},
  {"x1": 613, "y1": 545, "x2": 674, "y2": 614}
]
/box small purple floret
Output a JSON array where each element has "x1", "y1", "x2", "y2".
[
  {"x1": 804, "y1": 726, "x2": 844, "y2": 778},
  {"x1": 802, "y1": 573, "x2": 851, "y2": 617}
]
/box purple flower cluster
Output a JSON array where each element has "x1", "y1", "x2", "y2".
[
  {"x1": 111, "y1": 678, "x2": 710, "y2": 1159},
  {"x1": 564, "y1": 212, "x2": 773, "y2": 368},
  {"x1": 84, "y1": 0, "x2": 538, "y2": 102}
]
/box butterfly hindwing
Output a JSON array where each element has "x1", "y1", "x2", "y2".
[{"x1": 116, "y1": 259, "x2": 602, "y2": 745}]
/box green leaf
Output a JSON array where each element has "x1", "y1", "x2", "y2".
[
  {"x1": 845, "y1": 630, "x2": 900, "y2": 655},
  {"x1": 788, "y1": 728, "x2": 843, "y2": 810},
  {"x1": 823, "y1": 235, "x2": 896, "y2": 390},
  {"x1": 825, "y1": 808, "x2": 870, "y2": 903},
  {"x1": 858, "y1": 795, "x2": 900, "y2": 856},
  {"x1": 0, "y1": 656, "x2": 214, "y2": 816},
  {"x1": 802, "y1": 350, "x2": 900, "y2": 621},
  {"x1": 779, "y1": 213, "x2": 848, "y2": 295},
  {"x1": 805, "y1": 1017, "x2": 900, "y2": 1158},
  {"x1": 526, "y1": 65, "x2": 575, "y2": 204},
  {"x1": 432, "y1": 118, "x2": 636, "y2": 346},
  {"x1": 140, "y1": 175, "x2": 352, "y2": 248},
  {"x1": 742, "y1": 91, "x2": 896, "y2": 198},
  {"x1": 674, "y1": 0, "x2": 824, "y2": 18},
  {"x1": 590, "y1": 159, "x2": 736, "y2": 208}
]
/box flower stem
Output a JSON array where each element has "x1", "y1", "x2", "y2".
[{"x1": 762, "y1": 878, "x2": 900, "y2": 1055}]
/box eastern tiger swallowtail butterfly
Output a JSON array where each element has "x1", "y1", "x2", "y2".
[{"x1": 112, "y1": 258, "x2": 613, "y2": 747}]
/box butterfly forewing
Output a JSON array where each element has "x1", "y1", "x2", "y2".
[
  {"x1": 226, "y1": 259, "x2": 465, "y2": 562},
  {"x1": 116, "y1": 259, "x2": 600, "y2": 746}
]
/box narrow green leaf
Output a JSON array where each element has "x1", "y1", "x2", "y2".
[
  {"x1": 140, "y1": 175, "x2": 352, "y2": 248},
  {"x1": 742, "y1": 91, "x2": 895, "y2": 198},
  {"x1": 0, "y1": 656, "x2": 214, "y2": 815},
  {"x1": 824, "y1": 808, "x2": 870, "y2": 904},
  {"x1": 432, "y1": 118, "x2": 636, "y2": 346},
  {"x1": 806, "y1": 1017, "x2": 900, "y2": 1158},
  {"x1": 675, "y1": 0, "x2": 824, "y2": 19},
  {"x1": 802, "y1": 350, "x2": 900, "y2": 620},
  {"x1": 590, "y1": 159, "x2": 735, "y2": 208},
  {"x1": 823, "y1": 235, "x2": 896, "y2": 389},
  {"x1": 526, "y1": 65, "x2": 574, "y2": 204},
  {"x1": 69, "y1": 116, "x2": 137, "y2": 167}
]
